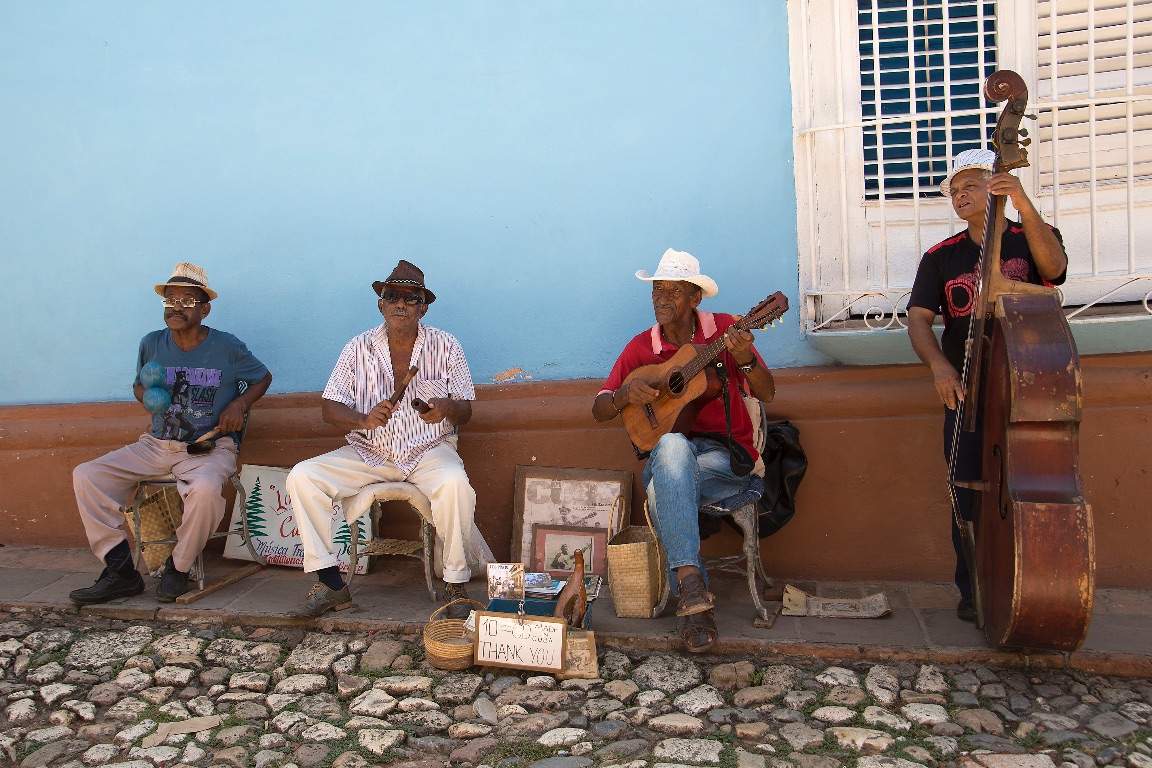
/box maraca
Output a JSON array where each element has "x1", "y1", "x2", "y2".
[{"x1": 139, "y1": 362, "x2": 170, "y2": 414}]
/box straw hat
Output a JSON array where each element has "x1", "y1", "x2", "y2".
[
  {"x1": 635, "y1": 248, "x2": 718, "y2": 298},
  {"x1": 154, "y1": 262, "x2": 217, "y2": 301},
  {"x1": 939, "y1": 148, "x2": 997, "y2": 196}
]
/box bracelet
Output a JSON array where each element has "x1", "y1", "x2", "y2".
[{"x1": 610, "y1": 390, "x2": 624, "y2": 414}]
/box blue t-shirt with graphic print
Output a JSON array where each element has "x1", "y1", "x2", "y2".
[{"x1": 134, "y1": 328, "x2": 269, "y2": 442}]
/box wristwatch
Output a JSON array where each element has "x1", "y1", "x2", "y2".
[{"x1": 738, "y1": 357, "x2": 757, "y2": 373}]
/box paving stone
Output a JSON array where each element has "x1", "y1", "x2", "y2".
[
  {"x1": 526, "y1": 758, "x2": 593, "y2": 768},
  {"x1": 779, "y1": 722, "x2": 826, "y2": 750},
  {"x1": 674, "y1": 683, "x2": 725, "y2": 716},
  {"x1": 447, "y1": 721, "x2": 492, "y2": 739},
  {"x1": 649, "y1": 712, "x2": 707, "y2": 736},
  {"x1": 390, "y1": 710, "x2": 453, "y2": 734},
  {"x1": 600, "y1": 650, "x2": 632, "y2": 680},
  {"x1": 856, "y1": 758, "x2": 927, "y2": 768},
  {"x1": 653, "y1": 737, "x2": 723, "y2": 765},
  {"x1": 375, "y1": 675, "x2": 435, "y2": 696},
  {"x1": 816, "y1": 666, "x2": 860, "y2": 688},
  {"x1": 901, "y1": 703, "x2": 950, "y2": 726},
  {"x1": 66, "y1": 627, "x2": 152, "y2": 669},
  {"x1": 710, "y1": 661, "x2": 756, "y2": 691},
  {"x1": 632, "y1": 655, "x2": 702, "y2": 695},
  {"x1": 349, "y1": 688, "x2": 398, "y2": 717},
  {"x1": 735, "y1": 684, "x2": 787, "y2": 708},
  {"x1": 450, "y1": 736, "x2": 499, "y2": 763},
  {"x1": 497, "y1": 711, "x2": 569, "y2": 738},
  {"x1": 1086, "y1": 711, "x2": 1140, "y2": 739},
  {"x1": 825, "y1": 685, "x2": 867, "y2": 707},
  {"x1": 737, "y1": 721, "x2": 773, "y2": 740},
  {"x1": 791, "y1": 755, "x2": 843, "y2": 768},
  {"x1": 286, "y1": 633, "x2": 348, "y2": 673},
  {"x1": 537, "y1": 726, "x2": 589, "y2": 746},
  {"x1": 604, "y1": 679, "x2": 640, "y2": 703},
  {"x1": 360, "y1": 639, "x2": 406, "y2": 672},
  {"x1": 954, "y1": 707, "x2": 1005, "y2": 735},
  {"x1": 962, "y1": 734, "x2": 1028, "y2": 753},
  {"x1": 203, "y1": 639, "x2": 281, "y2": 670},
  {"x1": 434, "y1": 674, "x2": 484, "y2": 704},
  {"x1": 812, "y1": 706, "x2": 857, "y2": 724},
  {"x1": 828, "y1": 726, "x2": 894, "y2": 753},
  {"x1": 915, "y1": 665, "x2": 949, "y2": 694}
]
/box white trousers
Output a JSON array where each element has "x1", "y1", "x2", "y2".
[
  {"x1": 286, "y1": 443, "x2": 479, "y2": 583},
  {"x1": 73, "y1": 434, "x2": 238, "y2": 573}
]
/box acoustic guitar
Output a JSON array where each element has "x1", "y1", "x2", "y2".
[{"x1": 620, "y1": 292, "x2": 787, "y2": 452}]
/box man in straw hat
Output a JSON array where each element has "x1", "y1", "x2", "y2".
[
  {"x1": 592, "y1": 248, "x2": 776, "y2": 653},
  {"x1": 70, "y1": 262, "x2": 273, "y2": 605},
  {"x1": 907, "y1": 148, "x2": 1067, "y2": 622},
  {"x1": 287, "y1": 260, "x2": 492, "y2": 618}
]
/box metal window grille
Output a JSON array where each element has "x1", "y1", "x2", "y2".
[{"x1": 860, "y1": 0, "x2": 999, "y2": 199}]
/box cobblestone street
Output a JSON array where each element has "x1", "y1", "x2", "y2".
[{"x1": 3, "y1": 607, "x2": 1152, "y2": 768}]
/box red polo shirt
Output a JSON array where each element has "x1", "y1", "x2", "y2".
[{"x1": 600, "y1": 310, "x2": 765, "y2": 460}]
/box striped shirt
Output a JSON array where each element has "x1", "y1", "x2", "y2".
[{"x1": 323, "y1": 323, "x2": 476, "y2": 474}]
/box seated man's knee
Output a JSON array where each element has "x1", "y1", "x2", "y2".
[
  {"x1": 72, "y1": 460, "x2": 97, "y2": 490},
  {"x1": 650, "y1": 433, "x2": 694, "y2": 469}
]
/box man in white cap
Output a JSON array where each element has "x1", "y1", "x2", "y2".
[
  {"x1": 592, "y1": 249, "x2": 776, "y2": 652},
  {"x1": 907, "y1": 149, "x2": 1068, "y2": 622},
  {"x1": 71, "y1": 263, "x2": 273, "y2": 605},
  {"x1": 286, "y1": 260, "x2": 491, "y2": 618}
]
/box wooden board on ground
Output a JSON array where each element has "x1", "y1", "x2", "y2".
[{"x1": 175, "y1": 563, "x2": 265, "y2": 605}]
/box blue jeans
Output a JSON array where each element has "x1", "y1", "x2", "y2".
[{"x1": 642, "y1": 433, "x2": 752, "y2": 589}]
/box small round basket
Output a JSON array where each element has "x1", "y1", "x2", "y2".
[{"x1": 423, "y1": 598, "x2": 485, "y2": 671}]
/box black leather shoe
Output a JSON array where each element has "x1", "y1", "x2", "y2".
[
  {"x1": 69, "y1": 567, "x2": 145, "y2": 605},
  {"x1": 957, "y1": 596, "x2": 976, "y2": 622},
  {"x1": 156, "y1": 557, "x2": 191, "y2": 603}
]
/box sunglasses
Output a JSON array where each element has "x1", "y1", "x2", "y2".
[{"x1": 381, "y1": 289, "x2": 426, "y2": 306}]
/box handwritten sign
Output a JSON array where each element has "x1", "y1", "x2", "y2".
[{"x1": 473, "y1": 611, "x2": 567, "y2": 673}]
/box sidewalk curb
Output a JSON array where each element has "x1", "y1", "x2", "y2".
[{"x1": 7, "y1": 599, "x2": 1151, "y2": 678}]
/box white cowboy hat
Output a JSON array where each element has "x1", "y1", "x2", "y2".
[
  {"x1": 635, "y1": 248, "x2": 718, "y2": 298},
  {"x1": 154, "y1": 262, "x2": 218, "y2": 301},
  {"x1": 939, "y1": 148, "x2": 997, "y2": 197}
]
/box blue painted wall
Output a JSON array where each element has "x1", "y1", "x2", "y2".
[{"x1": 0, "y1": 2, "x2": 821, "y2": 405}]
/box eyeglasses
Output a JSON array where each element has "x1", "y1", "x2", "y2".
[
  {"x1": 161, "y1": 297, "x2": 204, "y2": 309},
  {"x1": 381, "y1": 289, "x2": 426, "y2": 306}
]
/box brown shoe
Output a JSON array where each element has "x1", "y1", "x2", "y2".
[
  {"x1": 680, "y1": 609, "x2": 718, "y2": 653},
  {"x1": 676, "y1": 572, "x2": 715, "y2": 617}
]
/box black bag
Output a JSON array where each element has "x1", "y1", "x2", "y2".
[{"x1": 755, "y1": 420, "x2": 806, "y2": 537}]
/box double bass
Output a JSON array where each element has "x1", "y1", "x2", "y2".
[{"x1": 952, "y1": 70, "x2": 1095, "y2": 652}]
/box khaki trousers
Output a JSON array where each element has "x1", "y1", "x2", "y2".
[
  {"x1": 73, "y1": 434, "x2": 238, "y2": 573},
  {"x1": 286, "y1": 442, "x2": 478, "y2": 582}
]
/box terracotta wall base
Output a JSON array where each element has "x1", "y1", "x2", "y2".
[{"x1": 2, "y1": 353, "x2": 1149, "y2": 587}]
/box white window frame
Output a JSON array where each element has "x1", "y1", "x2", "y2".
[{"x1": 789, "y1": 0, "x2": 1152, "y2": 337}]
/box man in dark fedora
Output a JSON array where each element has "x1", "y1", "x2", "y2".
[
  {"x1": 71, "y1": 262, "x2": 273, "y2": 605},
  {"x1": 287, "y1": 260, "x2": 491, "y2": 617}
]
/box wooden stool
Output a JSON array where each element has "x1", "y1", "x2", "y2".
[{"x1": 345, "y1": 482, "x2": 437, "y2": 601}]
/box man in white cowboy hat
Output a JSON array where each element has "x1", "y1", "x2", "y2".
[
  {"x1": 592, "y1": 248, "x2": 776, "y2": 653},
  {"x1": 70, "y1": 263, "x2": 273, "y2": 605},
  {"x1": 286, "y1": 260, "x2": 492, "y2": 618},
  {"x1": 907, "y1": 148, "x2": 1068, "y2": 622}
]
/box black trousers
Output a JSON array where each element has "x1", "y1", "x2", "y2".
[{"x1": 944, "y1": 406, "x2": 983, "y2": 600}]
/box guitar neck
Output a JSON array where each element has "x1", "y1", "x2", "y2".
[{"x1": 678, "y1": 316, "x2": 754, "y2": 382}]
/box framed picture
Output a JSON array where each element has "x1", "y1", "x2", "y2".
[
  {"x1": 557, "y1": 629, "x2": 599, "y2": 680},
  {"x1": 531, "y1": 524, "x2": 608, "y2": 578},
  {"x1": 511, "y1": 466, "x2": 631, "y2": 568}
]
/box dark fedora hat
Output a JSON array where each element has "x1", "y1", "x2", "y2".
[{"x1": 371, "y1": 260, "x2": 436, "y2": 304}]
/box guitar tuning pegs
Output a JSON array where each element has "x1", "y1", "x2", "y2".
[
  {"x1": 1020, "y1": 138, "x2": 1031, "y2": 147},
  {"x1": 1019, "y1": 128, "x2": 1028, "y2": 138},
  {"x1": 1025, "y1": 113, "x2": 1038, "y2": 120}
]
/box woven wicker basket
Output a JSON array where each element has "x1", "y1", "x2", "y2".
[
  {"x1": 606, "y1": 498, "x2": 666, "y2": 619},
  {"x1": 125, "y1": 486, "x2": 184, "y2": 573},
  {"x1": 423, "y1": 599, "x2": 485, "y2": 671}
]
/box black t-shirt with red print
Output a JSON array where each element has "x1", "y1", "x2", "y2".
[{"x1": 909, "y1": 223, "x2": 1067, "y2": 373}]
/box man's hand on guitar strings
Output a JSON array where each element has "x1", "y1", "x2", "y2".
[
  {"x1": 722, "y1": 327, "x2": 756, "y2": 366},
  {"x1": 619, "y1": 379, "x2": 659, "y2": 407}
]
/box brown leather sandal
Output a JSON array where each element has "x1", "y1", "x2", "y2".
[
  {"x1": 680, "y1": 609, "x2": 718, "y2": 653},
  {"x1": 676, "y1": 572, "x2": 715, "y2": 617}
]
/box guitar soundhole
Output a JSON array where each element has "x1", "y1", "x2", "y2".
[{"x1": 668, "y1": 370, "x2": 685, "y2": 395}]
